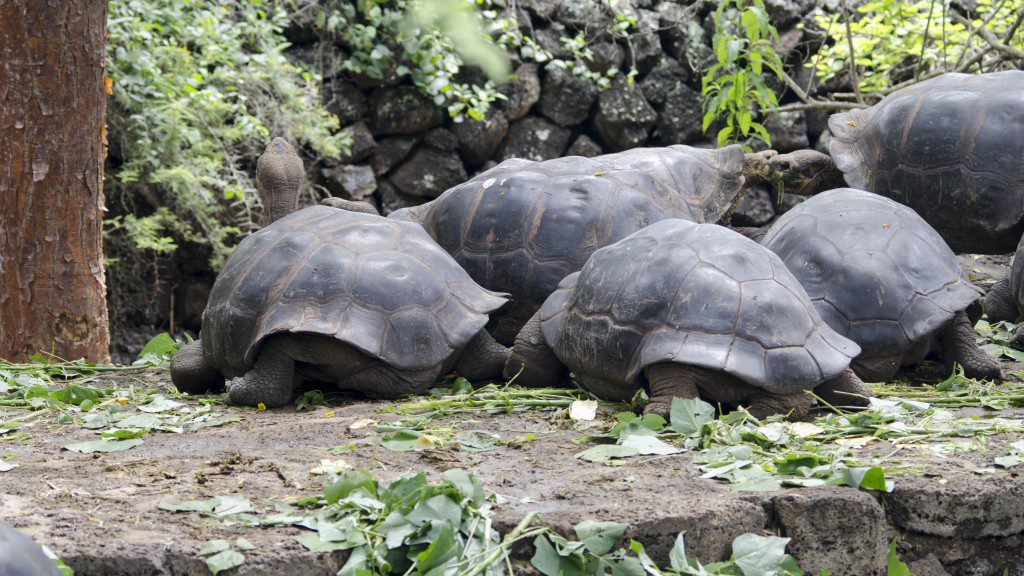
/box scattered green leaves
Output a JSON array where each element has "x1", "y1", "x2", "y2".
[
  {"x1": 976, "y1": 320, "x2": 1024, "y2": 362},
  {"x1": 995, "y1": 440, "x2": 1024, "y2": 468}
]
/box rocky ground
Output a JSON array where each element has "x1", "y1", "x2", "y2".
[
  {"x1": 2, "y1": 256, "x2": 1021, "y2": 576},
  {"x1": 3, "y1": 368, "x2": 1024, "y2": 576}
]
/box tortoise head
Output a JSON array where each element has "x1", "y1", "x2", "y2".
[
  {"x1": 257, "y1": 137, "x2": 305, "y2": 226},
  {"x1": 766, "y1": 149, "x2": 846, "y2": 197}
]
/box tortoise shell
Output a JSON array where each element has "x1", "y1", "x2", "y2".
[
  {"x1": 762, "y1": 188, "x2": 982, "y2": 358},
  {"x1": 539, "y1": 219, "x2": 859, "y2": 395},
  {"x1": 389, "y1": 145, "x2": 745, "y2": 344},
  {"x1": 829, "y1": 71, "x2": 1024, "y2": 253},
  {"x1": 201, "y1": 206, "x2": 507, "y2": 376},
  {"x1": 0, "y1": 523, "x2": 64, "y2": 576}
]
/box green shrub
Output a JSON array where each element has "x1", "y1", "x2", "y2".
[
  {"x1": 107, "y1": 0, "x2": 350, "y2": 268},
  {"x1": 810, "y1": 0, "x2": 1023, "y2": 94},
  {"x1": 701, "y1": 0, "x2": 784, "y2": 148}
]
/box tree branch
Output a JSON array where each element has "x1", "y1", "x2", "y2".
[
  {"x1": 764, "y1": 101, "x2": 862, "y2": 114},
  {"x1": 951, "y1": 12, "x2": 1024, "y2": 60},
  {"x1": 841, "y1": 1, "x2": 865, "y2": 104}
]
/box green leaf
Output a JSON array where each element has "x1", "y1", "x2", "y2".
[
  {"x1": 137, "y1": 396, "x2": 183, "y2": 413},
  {"x1": 381, "y1": 430, "x2": 437, "y2": 452},
  {"x1": 205, "y1": 549, "x2": 244, "y2": 575},
  {"x1": 51, "y1": 385, "x2": 101, "y2": 406},
  {"x1": 63, "y1": 438, "x2": 144, "y2": 453},
  {"x1": 886, "y1": 540, "x2": 912, "y2": 576},
  {"x1": 575, "y1": 444, "x2": 641, "y2": 463},
  {"x1": 211, "y1": 495, "x2": 252, "y2": 517},
  {"x1": 324, "y1": 469, "x2": 377, "y2": 504},
  {"x1": 670, "y1": 397, "x2": 715, "y2": 436},
  {"x1": 443, "y1": 469, "x2": 484, "y2": 504},
  {"x1": 574, "y1": 520, "x2": 628, "y2": 556},
  {"x1": 530, "y1": 536, "x2": 588, "y2": 576},
  {"x1": 731, "y1": 533, "x2": 795, "y2": 576},
  {"x1": 298, "y1": 532, "x2": 349, "y2": 553},
  {"x1": 668, "y1": 533, "x2": 689, "y2": 571},
  {"x1": 619, "y1": 432, "x2": 683, "y2": 456},
  {"x1": 415, "y1": 522, "x2": 458, "y2": 575},
  {"x1": 842, "y1": 467, "x2": 893, "y2": 492},
  {"x1": 140, "y1": 333, "x2": 179, "y2": 357},
  {"x1": 198, "y1": 540, "x2": 231, "y2": 556}
]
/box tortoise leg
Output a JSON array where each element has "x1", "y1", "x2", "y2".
[
  {"x1": 745, "y1": 391, "x2": 815, "y2": 421},
  {"x1": 170, "y1": 339, "x2": 225, "y2": 394},
  {"x1": 345, "y1": 363, "x2": 437, "y2": 398},
  {"x1": 643, "y1": 363, "x2": 700, "y2": 420},
  {"x1": 850, "y1": 355, "x2": 901, "y2": 383},
  {"x1": 321, "y1": 197, "x2": 380, "y2": 215},
  {"x1": 224, "y1": 340, "x2": 297, "y2": 407},
  {"x1": 503, "y1": 312, "x2": 567, "y2": 387},
  {"x1": 813, "y1": 368, "x2": 872, "y2": 409},
  {"x1": 940, "y1": 311, "x2": 1003, "y2": 381},
  {"x1": 767, "y1": 150, "x2": 847, "y2": 196},
  {"x1": 983, "y1": 275, "x2": 1018, "y2": 323},
  {"x1": 454, "y1": 329, "x2": 510, "y2": 382}
]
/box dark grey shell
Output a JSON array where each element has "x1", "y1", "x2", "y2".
[
  {"x1": 0, "y1": 523, "x2": 63, "y2": 576},
  {"x1": 1009, "y1": 235, "x2": 1024, "y2": 313},
  {"x1": 201, "y1": 206, "x2": 507, "y2": 375},
  {"x1": 762, "y1": 188, "x2": 982, "y2": 358},
  {"x1": 829, "y1": 71, "x2": 1024, "y2": 253},
  {"x1": 539, "y1": 220, "x2": 859, "y2": 394},
  {"x1": 389, "y1": 145, "x2": 744, "y2": 344}
]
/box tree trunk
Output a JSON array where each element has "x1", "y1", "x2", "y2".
[{"x1": 0, "y1": 0, "x2": 111, "y2": 362}]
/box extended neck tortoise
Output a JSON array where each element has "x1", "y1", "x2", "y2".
[
  {"x1": 768, "y1": 71, "x2": 1024, "y2": 255},
  {"x1": 390, "y1": 144, "x2": 777, "y2": 345},
  {"x1": 170, "y1": 140, "x2": 510, "y2": 407}
]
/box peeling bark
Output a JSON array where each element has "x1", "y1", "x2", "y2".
[{"x1": 0, "y1": 0, "x2": 111, "y2": 362}]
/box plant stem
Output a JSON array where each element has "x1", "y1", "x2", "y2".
[{"x1": 460, "y1": 511, "x2": 541, "y2": 576}]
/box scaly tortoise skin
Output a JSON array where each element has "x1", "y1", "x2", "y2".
[
  {"x1": 390, "y1": 145, "x2": 747, "y2": 345},
  {"x1": 0, "y1": 523, "x2": 64, "y2": 576},
  {"x1": 773, "y1": 71, "x2": 1024, "y2": 254},
  {"x1": 504, "y1": 219, "x2": 870, "y2": 420},
  {"x1": 762, "y1": 188, "x2": 1001, "y2": 382}
]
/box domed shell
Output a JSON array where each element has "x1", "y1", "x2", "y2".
[
  {"x1": 0, "y1": 523, "x2": 64, "y2": 576},
  {"x1": 389, "y1": 145, "x2": 745, "y2": 344},
  {"x1": 201, "y1": 206, "x2": 507, "y2": 375},
  {"x1": 762, "y1": 188, "x2": 982, "y2": 358},
  {"x1": 539, "y1": 220, "x2": 859, "y2": 394},
  {"x1": 828, "y1": 71, "x2": 1024, "y2": 253}
]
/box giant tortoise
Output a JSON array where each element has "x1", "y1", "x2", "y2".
[
  {"x1": 390, "y1": 145, "x2": 775, "y2": 344},
  {"x1": 504, "y1": 219, "x2": 871, "y2": 420},
  {"x1": 170, "y1": 141, "x2": 509, "y2": 407},
  {"x1": 769, "y1": 71, "x2": 1024, "y2": 255},
  {"x1": 0, "y1": 523, "x2": 63, "y2": 576},
  {"x1": 762, "y1": 188, "x2": 1001, "y2": 382},
  {"x1": 981, "y1": 236, "x2": 1024, "y2": 345}
]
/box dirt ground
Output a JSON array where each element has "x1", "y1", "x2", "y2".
[{"x1": 1, "y1": 254, "x2": 1022, "y2": 576}]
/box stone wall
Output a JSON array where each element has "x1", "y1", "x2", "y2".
[{"x1": 287, "y1": 0, "x2": 830, "y2": 225}]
